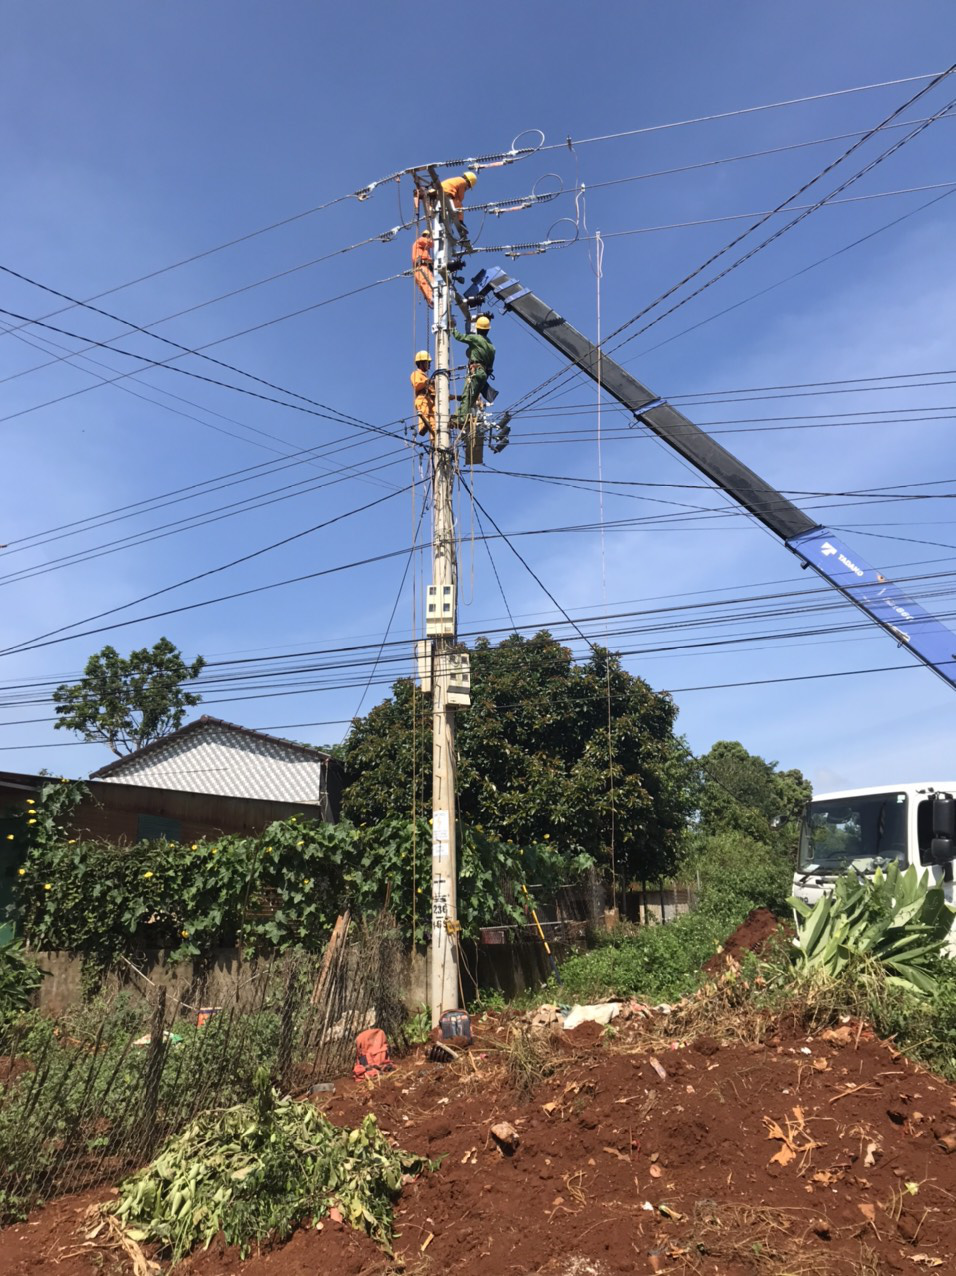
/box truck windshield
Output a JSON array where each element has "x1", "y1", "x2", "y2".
[{"x1": 798, "y1": 792, "x2": 908, "y2": 874}]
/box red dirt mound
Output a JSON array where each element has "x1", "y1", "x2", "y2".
[
  {"x1": 10, "y1": 1013, "x2": 956, "y2": 1275},
  {"x1": 702, "y1": 906, "x2": 781, "y2": 974}
]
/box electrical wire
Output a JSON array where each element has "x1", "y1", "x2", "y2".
[
  {"x1": 350, "y1": 497, "x2": 428, "y2": 721},
  {"x1": 6, "y1": 497, "x2": 956, "y2": 660},
  {"x1": 0, "y1": 448, "x2": 410, "y2": 589},
  {"x1": 4, "y1": 562, "x2": 956, "y2": 720},
  {"x1": 472, "y1": 178, "x2": 956, "y2": 254},
  {"x1": 505, "y1": 68, "x2": 956, "y2": 418},
  {"x1": 0, "y1": 481, "x2": 424, "y2": 656},
  {"x1": 0, "y1": 226, "x2": 409, "y2": 389},
  {"x1": 4, "y1": 361, "x2": 945, "y2": 571},
  {"x1": 538, "y1": 72, "x2": 953, "y2": 152},
  {"x1": 0, "y1": 275, "x2": 411, "y2": 444}
]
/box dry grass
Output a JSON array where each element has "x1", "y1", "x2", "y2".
[
  {"x1": 670, "y1": 1200, "x2": 894, "y2": 1274},
  {"x1": 609, "y1": 957, "x2": 903, "y2": 1061},
  {"x1": 494, "y1": 1025, "x2": 565, "y2": 1099}
]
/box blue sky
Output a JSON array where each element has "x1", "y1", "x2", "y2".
[{"x1": 1, "y1": 0, "x2": 955, "y2": 793}]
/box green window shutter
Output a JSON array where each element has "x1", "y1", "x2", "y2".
[{"x1": 136, "y1": 814, "x2": 182, "y2": 843}]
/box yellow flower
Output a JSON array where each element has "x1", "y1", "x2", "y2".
[
  {"x1": 143, "y1": 871, "x2": 154, "y2": 879},
  {"x1": 5, "y1": 834, "x2": 13, "y2": 842},
  {"x1": 18, "y1": 868, "x2": 25, "y2": 876},
  {"x1": 191, "y1": 843, "x2": 198, "y2": 851},
  {"x1": 289, "y1": 817, "x2": 297, "y2": 823},
  {"x1": 297, "y1": 841, "x2": 303, "y2": 848},
  {"x1": 67, "y1": 840, "x2": 76, "y2": 845},
  {"x1": 25, "y1": 799, "x2": 35, "y2": 806},
  {"x1": 27, "y1": 819, "x2": 36, "y2": 826},
  {"x1": 181, "y1": 929, "x2": 189, "y2": 938},
  {"x1": 43, "y1": 883, "x2": 52, "y2": 891},
  {"x1": 543, "y1": 834, "x2": 550, "y2": 840},
  {"x1": 211, "y1": 849, "x2": 218, "y2": 856},
  {"x1": 303, "y1": 878, "x2": 311, "y2": 887}
]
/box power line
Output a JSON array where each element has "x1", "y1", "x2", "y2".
[
  {"x1": 0, "y1": 654, "x2": 930, "y2": 754},
  {"x1": 0, "y1": 313, "x2": 403, "y2": 489},
  {"x1": 0, "y1": 448, "x2": 410, "y2": 589},
  {"x1": 0, "y1": 223, "x2": 410, "y2": 390},
  {"x1": 538, "y1": 72, "x2": 953, "y2": 152},
  {"x1": 0, "y1": 481, "x2": 423, "y2": 656},
  {"x1": 5, "y1": 364, "x2": 948, "y2": 568},
  {"x1": 586, "y1": 179, "x2": 956, "y2": 241},
  {"x1": 507, "y1": 68, "x2": 956, "y2": 417},
  {"x1": 476, "y1": 177, "x2": 956, "y2": 254},
  {"x1": 6, "y1": 503, "x2": 956, "y2": 661},
  {"x1": 0, "y1": 274, "x2": 410, "y2": 444},
  {"x1": 0, "y1": 429, "x2": 401, "y2": 557},
  {"x1": 3, "y1": 562, "x2": 956, "y2": 718},
  {"x1": 470, "y1": 113, "x2": 956, "y2": 222},
  {"x1": 350, "y1": 493, "x2": 428, "y2": 721},
  {"x1": 0, "y1": 194, "x2": 367, "y2": 342},
  {"x1": 609, "y1": 91, "x2": 956, "y2": 359}
]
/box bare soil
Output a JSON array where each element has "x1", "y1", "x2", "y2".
[
  {"x1": 6, "y1": 1008, "x2": 956, "y2": 1274},
  {"x1": 702, "y1": 908, "x2": 782, "y2": 975}
]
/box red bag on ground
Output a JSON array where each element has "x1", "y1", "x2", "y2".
[{"x1": 353, "y1": 1028, "x2": 394, "y2": 1080}]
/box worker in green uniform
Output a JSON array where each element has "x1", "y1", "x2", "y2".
[{"x1": 453, "y1": 314, "x2": 495, "y2": 425}]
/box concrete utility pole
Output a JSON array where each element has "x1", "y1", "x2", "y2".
[{"x1": 427, "y1": 194, "x2": 460, "y2": 1023}]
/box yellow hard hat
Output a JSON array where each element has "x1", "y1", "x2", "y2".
[
  {"x1": 464, "y1": 171, "x2": 477, "y2": 187},
  {"x1": 414, "y1": 350, "x2": 431, "y2": 363},
  {"x1": 475, "y1": 315, "x2": 491, "y2": 331}
]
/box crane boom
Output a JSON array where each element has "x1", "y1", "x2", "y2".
[{"x1": 466, "y1": 266, "x2": 956, "y2": 693}]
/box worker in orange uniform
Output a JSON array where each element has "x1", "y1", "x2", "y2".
[
  {"x1": 441, "y1": 171, "x2": 477, "y2": 233},
  {"x1": 411, "y1": 350, "x2": 435, "y2": 440},
  {"x1": 411, "y1": 228, "x2": 434, "y2": 306}
]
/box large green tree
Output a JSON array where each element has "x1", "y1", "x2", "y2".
[
  {"x1": 696, "y1": 739, "x2": 811, "y2": 857},
  {"x1": 53, "y1": 638, "x2": 205, "y2": 756},
  {"x1": 342, "y1": 632, "x2": 695, "y2": 885}
]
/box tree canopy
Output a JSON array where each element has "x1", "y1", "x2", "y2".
[
  {"x1": 341, "y1": 631, "x2": 696, "y2": 885},
  {"x1": 696, "y1": 739, "x2": 811, "y2": 858},
  {"x1": 53, "y1": 638, "x2": 205, "y2": 756}
]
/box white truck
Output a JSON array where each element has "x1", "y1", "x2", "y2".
[{"x1": 792, "y1": 783, "x2": 956, "y2": 912}]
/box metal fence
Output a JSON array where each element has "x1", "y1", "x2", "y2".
[{"x1": 0, "y1": 914, "x2": 406, "y2": 1220}]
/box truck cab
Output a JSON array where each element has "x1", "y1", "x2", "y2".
[{"x1": 793, "y1": 783, "x2": 956, "y2": 918}]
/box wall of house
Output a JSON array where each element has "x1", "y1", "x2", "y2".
[{"x1": 75, "y1": 780, "x2": 325, "y2": 846}]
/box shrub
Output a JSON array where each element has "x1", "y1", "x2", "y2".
[
  {"x1": 560, "y1": 911, "x2": 725, "y2": 1002},
  {"x1": 686, "y1": 831, "x2": 794, "y2": 920},
  {"x1": 789, "y1": 863, "x2": 955, "y2": 995},
  {"x1": 559, "y1": 831, "x2": 793, "y2": 1003},
  {"x1": 0, "y1": 941, "x2": 45, "y2": 1022}
]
